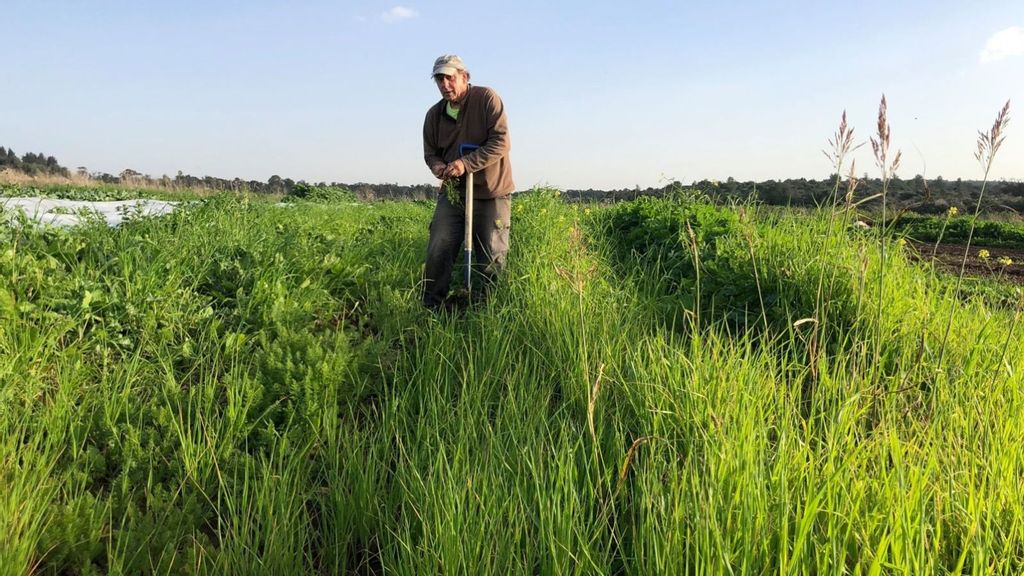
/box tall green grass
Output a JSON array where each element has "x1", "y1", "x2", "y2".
[{"x1": 1, "y1": 186, "x2": 1022, "y2": 574}]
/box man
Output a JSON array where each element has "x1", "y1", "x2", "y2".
[{"x1": 422, "y1": 54, "x2": 514, "y2": 310}]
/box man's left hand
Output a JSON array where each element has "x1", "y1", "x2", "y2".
[{"x1": 443, "y1": 159, "x2": 466, "y2": 179}]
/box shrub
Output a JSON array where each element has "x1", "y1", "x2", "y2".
[{"x1": 285, "y1": 183, "x2": 355, "y2": 203}]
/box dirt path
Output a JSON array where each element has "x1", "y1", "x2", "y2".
[{"x1": 908, "y1": 241, "x2": 1024, "y2": 284}]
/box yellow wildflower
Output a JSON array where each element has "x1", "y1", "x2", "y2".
[{"x1": 978, "y1": 249, "x2": 990, "y2": 260}]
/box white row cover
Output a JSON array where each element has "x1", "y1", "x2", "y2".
[{"x1": 0, "y1": 197, "x2": 178, "y2": 228}]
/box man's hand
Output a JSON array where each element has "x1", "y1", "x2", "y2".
[
  {"x1": 430, "y1": 163, "x2": 446, "y2": 179},
  {"x1": 442, "y1": 159, "x2": 466, "y2": 179}
]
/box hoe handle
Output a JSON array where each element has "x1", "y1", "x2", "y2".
[
  {"x1": 464, "y1": 170, "x2": 474, "y2": 292},
  {"x1": 459, "y1": 143, "x2": 480, "y2": 294}
]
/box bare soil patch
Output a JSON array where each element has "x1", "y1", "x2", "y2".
[{"x1": 909, "y1": 241, "x2": 1024, "y2": 284}]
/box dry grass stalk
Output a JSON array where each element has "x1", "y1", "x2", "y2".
[
  {"x1": 868, "y1": 95, "x2": 904, "y2": 386},
  {"x1": 738, "y1": 208, "x2": 770, "y2": 334},
  {"x1": 824, "y1": 111, "x2": 862, "y2": 215},
  {"x1": 817, "y1": 112, "x2": 863, "y2": 347},
  {"x1": 685, "y1": 221, "x2": 701, "y2": 326},
  {"x1": 990, "y1": 290, "x2": 1021, "y2": 387},
  {"x1": 845, "y1": 160, "x2": 859, "y2": 203},
  {"x1": 975, "y1": 100, "x2": 1010, "y2": 173},
  {"x1": 822, "y1": 111, "x2": 856, "y2": 169},
  {"x1": 615, "y1": 436, "x2": 651, "y2": 496},
  {"x1": 587, "y1": 363, "x2": 604, "y2": 445},
  {"x1": 870, "y1": 95, "x2": 902, "y2": 177},
  {"x1": 937, "y1": 100, "x2": 1012, "y2": 368}
]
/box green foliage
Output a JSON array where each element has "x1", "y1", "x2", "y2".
[
  {"x1": 1, "y1": 196, "x2": 428, "y2": 572},
  {"x1": 597, "y1": 195, "x2": 863, "y2": 334},
  {"x1": 284, "y1": 183, "x2": 355, "y2": 203},
  {"x1": 441, "y1": 177, "x2": 462, "y2": 206},
  {"x1": 2, "y1": 192, "x2": 1023, "y2": 574},
  {"x1": 601, "y1": 194, "x2": 738, "y2": 284},
  {"x1": 894, "y1": 213, "x2": 1024, "y2": 248},
  {"x1": 0, "y1": 182, "x2": 188, "y2": 201}
]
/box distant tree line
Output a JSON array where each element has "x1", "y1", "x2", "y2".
[
  {"x1": 565, "y1": 175, "x2": 1024, "y2": 215},
  {"x1": 0, "y1": 147, "x2": 70, "y2": 177},
  {"x1": 0, "y1": 147, "x2": 442, "y2": 199},
  {"x1": 3, "y1": 146, "x2": 1022, "y2": 214},
  {"x1": 113, "y1": 170, "x2": 439, "y2": 200}
]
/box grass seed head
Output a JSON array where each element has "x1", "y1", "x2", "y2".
[
  {"x1": 975, "y1": 100, "x2": 1011, "y2": 171},
  {"x1": 844, "y1": 159, "x2": 860, "y2": 204},
  {"x1": 869, "y1": 94, "x2": 902, "y2": 180},
  {"x1": 823, "y1": 110, "x2": 857, "y2": 171}
]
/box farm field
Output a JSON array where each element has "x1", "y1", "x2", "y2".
[
  {"x1": 891, "y1": 214, "x2": 1024, "y2": 285},
  {"x1": 909, "y1": 241, "x2": 1024, "y2": 284},
  {"x1": 2, "y1": 185, "x2": 1023, "y2": 574}
]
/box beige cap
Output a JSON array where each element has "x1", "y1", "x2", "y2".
[{"x1": 431, "y1": 54, "x2": 467, "y2": 77}]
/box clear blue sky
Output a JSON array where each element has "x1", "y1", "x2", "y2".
[{"x1": 3, "y1": 1, "x2": 1022, "y2": 189}]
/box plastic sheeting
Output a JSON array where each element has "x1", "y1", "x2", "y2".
[{"x1": 0, "y1": 197, "x2": 178, "y2": 228}]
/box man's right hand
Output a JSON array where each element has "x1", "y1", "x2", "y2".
[{"x1": 442, "y1": 159, "x2": 466, "y2": 179}]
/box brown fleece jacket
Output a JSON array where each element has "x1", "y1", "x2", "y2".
[{"x1": 423, "y1": 85, "x2": 514, "y2": 199}]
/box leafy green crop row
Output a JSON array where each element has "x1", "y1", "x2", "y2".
[
  {"x1": 893, "y1": 213, "x2": 1024, "y2": 248},
  {"x1": 0, "y1": 182, "x2": 194, "y2": 202}
]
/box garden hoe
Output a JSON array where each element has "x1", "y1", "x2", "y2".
[{"x1": 460, "y1": 144, "x2": 480, "y2": 297}]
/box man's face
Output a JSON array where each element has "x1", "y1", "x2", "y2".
[{"x1": 434, "y1": 71, "x2": 469, "y2": 104}]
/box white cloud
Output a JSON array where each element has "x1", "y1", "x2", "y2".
[
  {"x1": 382, "y1": 6, "x2": 417, "y2": 23},
  {"x1": 980, "y1": 26, "x2": 1024, "y2": 63}
]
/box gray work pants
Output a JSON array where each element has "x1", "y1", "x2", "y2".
[{"x1": 422, "y1": 193, "x2": 511, "y2": 308}]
